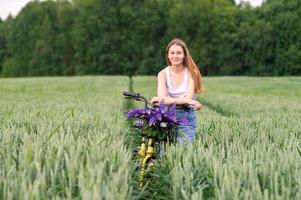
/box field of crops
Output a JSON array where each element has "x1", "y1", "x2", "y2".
[{"x1": 0, "y1": 76, "x2": 300, "y2": 199}]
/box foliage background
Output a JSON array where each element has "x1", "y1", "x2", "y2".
[{"x1": 0, "y1": 0, "x2": 301, "y2": 77}]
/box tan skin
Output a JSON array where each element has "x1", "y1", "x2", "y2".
[{"x1": 150, "y1": 44, "x2": 202, "y2": 111}]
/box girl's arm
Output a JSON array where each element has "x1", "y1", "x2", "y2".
[{"x1": 157, "y1": 70, "x2": 168, "y2": 98}]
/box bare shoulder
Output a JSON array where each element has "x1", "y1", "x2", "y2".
[{"x1": 157, "y1": 68, "x2": 167, "y2": 80}]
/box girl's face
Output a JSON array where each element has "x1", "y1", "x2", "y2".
[{"x1": 168, "y1": 44, "x2": 185, "y2": 66}]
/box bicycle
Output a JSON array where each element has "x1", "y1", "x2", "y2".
[{"x1": 123, "y1": 91, "x2": 180, "y2": 187}]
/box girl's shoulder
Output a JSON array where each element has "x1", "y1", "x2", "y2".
[
  {"x1": 157, "y1": 66, "x2": 169, "y2": 79},
  {"x1": 158, "y1": 66, "x2": 169, "y2": 75}
]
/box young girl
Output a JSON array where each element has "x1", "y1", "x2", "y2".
[{"x1": 151, "y1": 38, "x2": 204, "y2": 144}]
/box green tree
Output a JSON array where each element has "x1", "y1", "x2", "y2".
[
  {"x1": 0, "y1": 19, "x2": 5, "y2": 74},
  {"x1": 72, "y1": 0, "x2": 121, "y2": 74},
  {"x1": 55, "y1": 1, "x2": 76, "y2": 75},
  {"x1": 259, "y1": 0, "x2": 301, "y2": 75},
  {"x1": 166, "y1": 0, "x2": 237, "y2": 75},
  {"x1": 1, "y1": 0, "x2": 301, "y2": 77},
  {"x1": 73, "y1": 0, "x2": 168, "y2": 76}
]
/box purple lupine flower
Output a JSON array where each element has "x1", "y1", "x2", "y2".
[
  {"x1": 158, "y1": 102, "x2": 165, "y2": 113},
  {"x1": 149, "y1": 110, "x2": 162, "y2": 126},
  {"x1": 165, "y1": 103, "x2": 177, "y2": 123},
  {"x1": 125, "y1": 102, "x2": 185, "y2": 140},
  {"x1": 126, "y1": 108, "x2": 152, "y2": 120},
  {"x1": 126, "y1": 102, "x2": 184, "y2": 131},
  {"x1": 126, "y1": 108, "x2": 142, "y2": 119},
  {"x1": 168, "y1": 103, "x2": 176, "y2": 116}
]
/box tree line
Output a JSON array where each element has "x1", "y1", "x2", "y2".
[{"x1": 0, "y1": 0, "x2": 300, "y2": 77}]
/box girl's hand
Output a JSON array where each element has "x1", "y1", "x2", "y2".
[
  {"x1": 150, "y1": 96, "x2": 160, "y2": 105},
  {"x1": 188, "y1": 100, "x2": 202, "y2": 111}
]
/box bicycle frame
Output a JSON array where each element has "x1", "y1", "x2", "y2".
[
  {"x1": 123, "y1": 91, "x2": 157, "y2": 187},
  {"x1": 124, "y1": 91, "x2": 190, "y2": 187}
]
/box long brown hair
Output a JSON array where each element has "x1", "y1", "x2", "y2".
[{"x1": 166, "y1": 38, "x2": 204, "y2": 93}]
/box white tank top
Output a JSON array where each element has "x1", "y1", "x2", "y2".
[{"x1": 165, "y1": 66, "x2": 189, "y2": 98}]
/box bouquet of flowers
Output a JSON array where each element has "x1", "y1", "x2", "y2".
[{"x1": 126, "y1": 102, "x2": 187, "y2": 141}]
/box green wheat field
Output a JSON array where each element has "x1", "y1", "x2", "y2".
[{"x1": 0, "y1": 76, "x2": 300, "y2": 200}]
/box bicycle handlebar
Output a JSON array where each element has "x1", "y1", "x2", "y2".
[
  {"x1": 123, "y1": 91, "x2": 141, "y2": 98},
  {"x1": 124, "y1": 91, "x2": 191, "y2": 111},
  {"x1": 123, "y1": 91, "x2": 149, "y2": 108}
]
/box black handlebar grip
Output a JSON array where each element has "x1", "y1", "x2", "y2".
[{"x1": 123, "y1": 91, "x2": 140, "y2": 98}]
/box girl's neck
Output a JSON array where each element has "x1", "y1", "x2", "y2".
[{"x1": 170, "y1": 64, "x2": 185, "y2": 73}]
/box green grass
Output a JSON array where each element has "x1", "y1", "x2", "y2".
[
  {"x1": 0, "y1": 76, "x2": 301, "y2": 200},
  {"x1": 0, "y1": 76, "x2": 133, "y2": 199},
  {"x1": 133, "y1": 76, "x2": 301, "y2": 200}
]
